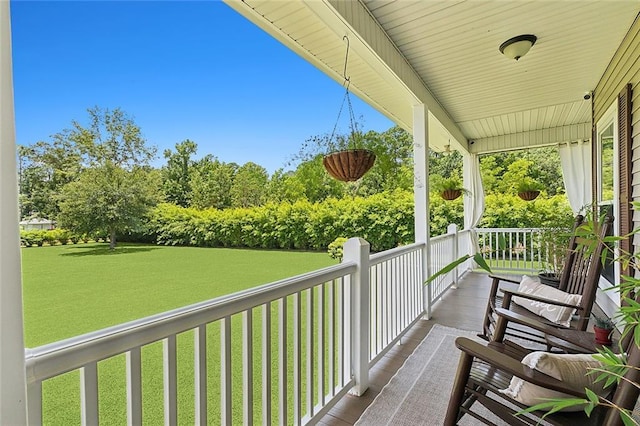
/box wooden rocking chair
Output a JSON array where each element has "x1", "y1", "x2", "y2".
[
  {"x1": 481, "y1": 215, "x2": 613, "y2": 347},
  {"x1": 444, "y1": 325, "x2": 640, "y2": 426}
]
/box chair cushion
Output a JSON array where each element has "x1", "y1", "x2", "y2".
[
  {"x1": 512, "y1": 276, "x2": 581, "y2": 327},
  {"x1": 499, "y1": 351, "x2": 610, "y2": 411}
]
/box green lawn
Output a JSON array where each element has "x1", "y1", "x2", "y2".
[
  {"x1": 22, "y1": 243, "x2": 335, "y2": 346},
  {"x1": 22, "y1": 243, "x2": 336, "y2": 424}
]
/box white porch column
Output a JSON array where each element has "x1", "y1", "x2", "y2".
[
  {"x1": 413, "y1": 104, "x2": 431, "y2": 318},
  {"x1": 0, "y1": 2, "x2": 28, "y2": 424}
]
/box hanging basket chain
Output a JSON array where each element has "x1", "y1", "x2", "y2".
[{"x1": 322, "y1": 35, "x2": 376, "y2": 182}]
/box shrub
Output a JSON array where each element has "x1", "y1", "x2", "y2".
[
  {"x1": 21, "y1": 230, "x2": 46, "y2": 247},
  {"x1": 328, "y1": 237, "x2": 348, "y2": 262}
]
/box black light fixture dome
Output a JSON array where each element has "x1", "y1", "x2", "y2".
[{"x1": 499, "y1": 34, "x2": 537, "y2": 61}]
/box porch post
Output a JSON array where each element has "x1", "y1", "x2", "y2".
[
  {"x1": 343, "y1": 237, "x2": 370, "y2": 396},
  {"x1": 0, "y1": 2, "x2": 28, "y2": 424},
  {"x1": 413, "y1": 104, "x2": 431, "y2": 318}
]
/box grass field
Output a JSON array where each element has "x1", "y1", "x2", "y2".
[{"x1": 21, "y1": 243, "x2": 336, "y2": 424}]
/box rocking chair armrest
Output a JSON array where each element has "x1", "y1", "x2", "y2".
[
  {"x1": 495, "y1": 308, "x2": 598, "y2": 353},
  {"x1": 454, "y1": 337, "x2": 589, "y2": 398},
  {"x1": 489, "y1": 274, "x2": 521, "y2": 285},
  {"x1": 499, "y1": 289, "x2": 583, "y2": 310}
]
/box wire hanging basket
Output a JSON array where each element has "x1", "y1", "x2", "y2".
[{"x1": 322, "y1": 35, "x2": 376, "y2": 182}]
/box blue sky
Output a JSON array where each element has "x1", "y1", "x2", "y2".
[{"x1": 10, "y1": 1, "x2": 394, "y2": 173}]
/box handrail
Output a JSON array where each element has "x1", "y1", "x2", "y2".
[
  {"x1": 370, "y1": 241, "x2": 425, "y2": 265},
  {"x1": 25, "y1": 261, "x2": 356, "y2": 383}
]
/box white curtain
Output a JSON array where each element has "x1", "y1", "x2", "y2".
[
  {"x1": 463, "y1": 153, "x2": 485, "y2": 264},
  {"x1": 558, "y1": 140, "x2": 592, "y2": 214},
  {"x1": 463, "y1": 152, "x2": 485, "y2": 230}
]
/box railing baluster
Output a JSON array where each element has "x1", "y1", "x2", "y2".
[
  {"x1": 306, "y1": 288, "x2": 314, "y2": 416},
  {"x1": 293, "y1": 292, "x2": 302, "y2": 426},
  {"x1": 328, "y1": 280, "x2": 335, "y2": 395},
  {"x1": 317, "y1": 284, "x2": 325, "y2": 406},
  {"x1": 242, "y1": 311, "x2": 253, "y2": 426},
  {"x1": 194, "y1": 326, "x2": 207, "y2": 426},
  {"x1": 80, "y1": 362, "x2": 98, "y2": 426},
  {"x1": 221, "y1": 316, "x2": 232, "y2": 426},
  {"x1": 337, "y1": 278, "x2": 345, "y2": 387},
  {"x1": 126, "y1": 347, "x2": 142, "y2": 426},
  {"x1": 163, "y1": 336, "x2": 177, "y2": 426},
  {"x1": 278, "y1": 297, "x2": 287, "y2": 425},
  {"x1": 262, "y1": 303, "x2": 272, "y2": 425}
]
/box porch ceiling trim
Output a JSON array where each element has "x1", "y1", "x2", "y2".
[{"x1": 469, "y1": 122, "x2": 591, "y2": 155}]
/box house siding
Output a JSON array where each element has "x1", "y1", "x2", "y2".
[{"x1": 594, "y1": 14, "x2": 640, "y2": 282}]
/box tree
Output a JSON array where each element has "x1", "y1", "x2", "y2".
[
  {"x1": 58, "y1": 165, "x2": 160, "y2": 249},
  {"x1": 230, "y1": 162, "x2": 269, "y2": 208},
  {"x1": 266, "y1": 169, "x2": 306, "y2": 203},
  {"x1": 162, "y1": 140, "x2": 198, "y2": 207},
  {"x1": 55, "y1": 107, "x2": 158, "y2": 248},
  {"x1": 66, "y1": 106, "x2": 156, "y2": 169},
  {"x1": 292, "y1": 156, "x2": 345, "y2": 202},
  {"x1": 190, "y1": 156, "x2": 237, "y2": 209},
  {"x1": 17, "y1": 138, "x2": 81, "y2": 219}
]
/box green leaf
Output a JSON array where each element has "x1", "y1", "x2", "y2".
[
  {"x1": 517, "y1": 398, "x2": 588, "y2": 415},
  {"x1": 424, "y1": 255, "x2": 471, "y2": 284},
  {"x1": 473, "y1": 253, "x2": 493, "y2": 274},
  {"x1": 585, "y1": 388, "x2": 599, "y2": 405}
]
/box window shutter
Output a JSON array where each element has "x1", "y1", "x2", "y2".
[{"x1": 618, "y1": 83, "x2": 633, "y2": 273}]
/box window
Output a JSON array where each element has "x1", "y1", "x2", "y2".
[{"x1": 596, "y1": 104, "x2": 618, "y2": 286}]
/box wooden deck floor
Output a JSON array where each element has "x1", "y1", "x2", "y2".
[{"x1": 319, "y1": 271, "x2": 495, "y2": 425}]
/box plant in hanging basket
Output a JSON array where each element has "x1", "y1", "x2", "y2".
[
  {"x1": 431, "y1": 176, "x2": 469, "y2": 201},
  {"x1": 516, "y1": 177, "x2": 543, "y2": 201},
  {"x1": 323, "y1": 148, "x2": 376, "y2": 182}
]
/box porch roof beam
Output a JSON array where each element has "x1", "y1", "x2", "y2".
[{"x1": 469, "y1": 122, "x2": 592, "y2": 155}]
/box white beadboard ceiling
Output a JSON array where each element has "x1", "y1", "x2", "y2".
[{"x1": 225, "y1": 0, "x2": 640, "y2": 153}]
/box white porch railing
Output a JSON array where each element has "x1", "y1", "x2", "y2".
[
  {"x1": 23, "y1": 228, "x2": 494, "y2": 425},
  {"x1": 428, "y1": 225, "x2": 473, "y2": 309},
  {"x1": 24, "y1": 238, "x2": 430, "y2": 426},
  {"x1": 475, "y1": 227, "x2": 544, "y2": 273}
]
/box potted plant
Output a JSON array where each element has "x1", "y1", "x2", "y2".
[
  {"x1": 516, "y1": 177, "x2": 543, "y2": 201},
  {"x1": 591, "y1": 312, "x2": 615, "y2": 345},
  {"x1": 432, "y1": 176, "x2": 469, "y2": 200},
  {"x1": 537, "y1": 226, "x2": 572, "y2": 288},
  {"x1": 323, "y1": 131, "x2": 376, "y2": 182}
]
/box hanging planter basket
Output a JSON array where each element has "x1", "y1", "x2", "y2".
[
  {"x1": 518, "y1": 190, "x2": 540, "y2": 201},
  {"x1": 441, "y1": 189, "x2": 462, "y2": 200},
  {"x1": 323, "y1": 149, "x2": 376, "y2": 182}
]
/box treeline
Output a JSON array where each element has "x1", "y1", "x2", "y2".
[{"x1": 18, "y1": 106, "x2": 572, "y2": 250}]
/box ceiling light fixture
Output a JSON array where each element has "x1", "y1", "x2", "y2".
[{"x1": 499, "y1": 34, "x2": 537, "y2": 61}]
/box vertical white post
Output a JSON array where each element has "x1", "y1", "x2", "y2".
[
  {"x1": 343, "y1": 237, "x2": 370, "y2": 396},
  {"x1": 448, "y1": 224, "x2": 459, "y2": 288},
  {"x1": 413, "y1": 104, "x2": 431, "y2": 319},
  {"x1": 0, "y1": 2, "x2": 28, "y2": 424}
]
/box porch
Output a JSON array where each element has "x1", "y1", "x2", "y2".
[{"x1": 21, "y1": 226, "x2": 587, "y2": 425}]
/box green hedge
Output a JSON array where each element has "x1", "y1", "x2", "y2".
[
  {"x1": 146, "y1": 191, "x2": 572, "y2": 252},
  {"x1": 114, "y1": 190, "x2": 573, "y2": 252},
  {"x1": 150, "y1": 190, "x2": 416, "y2": 252},
  {"x1": 20, "y1": 229, "x2": 106, "y2": 247}
]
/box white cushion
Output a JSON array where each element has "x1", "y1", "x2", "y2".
[
  {"x1": 499, "y1": 351, "x2": 611, "y2": 411},
  {"x1": 512, "y1": 276, "x2": 581, "y2": 327}
]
